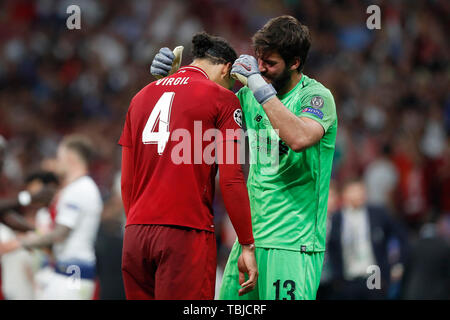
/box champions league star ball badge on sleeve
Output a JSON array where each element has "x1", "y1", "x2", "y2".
[
  {"x1": 310, "y1": 96, "x2": 324, "y2": 108},
  {"x1": 234, "y1": 109, "x2": 243, "y2": 128}
]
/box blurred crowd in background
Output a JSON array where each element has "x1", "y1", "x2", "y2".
[{"x1": 0, "y1": 0, "x2": 449, "y2": 300}]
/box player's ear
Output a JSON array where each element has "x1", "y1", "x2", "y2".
[
  {"x1": 221, "y1": 62, "x2": 232, "y2": 79},
  {"x1": 289, "y1": 58, "x2": 300, "y2": 71}
]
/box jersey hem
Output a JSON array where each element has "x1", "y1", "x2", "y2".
[
  {"x1": 253, "y1": 242, "x2": 325, "y2": 253},
  {"x1": 125, "y1": 222, "x2": 215, "y2": 233}
]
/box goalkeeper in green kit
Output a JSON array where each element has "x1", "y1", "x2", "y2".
[{"x1": 150, "y1": 16, "x2": 337, "y2": 300}]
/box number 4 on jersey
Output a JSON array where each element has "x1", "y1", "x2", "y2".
[{"x1": 142, "y1": 92, "x2": 175, "y2": 154}]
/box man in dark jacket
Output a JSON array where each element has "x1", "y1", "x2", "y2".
[
  {"x1": 400, "y1": 216, "x2": 450, "y2": 300},
  {"x1": 328, "y1": 179, "x2": 409, "y2": 299}
]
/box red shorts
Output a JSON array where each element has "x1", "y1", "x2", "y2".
[{"x1": 122, "y1": 224, "x2": 216, "y2": 300}]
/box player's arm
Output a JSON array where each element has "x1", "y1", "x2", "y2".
[
  {"x1": 0, "y1": 190, "x2": 36, "y2": 215},
  {"x1": 21, "y1": 224, "x2": 71, "y2": 249},
  {"x1": 0, "y1": 186, "x2": 56, "y2": 215},
  {"x1": 0, "y1": 187, "x2": 55, "y2": 231},
  {"x1": 0, "y1": 197, "x2": 21, "y2": 215},
  {"x1": 0, "y1": 224, "x2": 71, "y2": 256},
  {"x1": 231, "y1": 55, "x2": 324, "y2": 152},
  {"x1": 0, "y1": 212, "x2": 34, "y2": 232},
  {"x1": 17, "y1": 190, "x2": 82, "y2": 251},
  {"x1": 119, "y1": 103, "x2": 135, "y2": 216},
  {"x1": 218, "y1": 141, "x2": 254, "y2": 245},
  {"x1": 121, "y1": 145, "x2": 134, "y2": 215},
  {"x1": 217, "y1": 140, "x2": 258, "y2": 296},
  {"x1": 216, "y1": 90, "x2": 258, "y2": 296},
  {"x1": 1, "y1": 188, "x2": 74, "y2": 254},
  {"x1": 260, "y1": 98, "x2": 324, "y2": 152}
]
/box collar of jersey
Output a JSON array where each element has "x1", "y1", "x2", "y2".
[
  {"x1": 177, "y1": 66, "x2": 209, "y2": 79},
  {"x1": 276, "y1": 74, "x2": 306, "y2": 100}
]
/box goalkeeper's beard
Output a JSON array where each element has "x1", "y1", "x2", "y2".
[{"x1": 262, "y1": 67, "x2": 291, "y2": 92}]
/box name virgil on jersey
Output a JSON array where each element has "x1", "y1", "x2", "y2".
[{"x1": 156, "y1": 76, "x2": 190, "y2": 86}]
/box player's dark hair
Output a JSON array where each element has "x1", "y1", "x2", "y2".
[
  {"x1": 25, "y1": 171, "x2": 59, "y2": 186},
  {"x1": 61, "y1": 134, "x2": 95, "y2": 167},
  {"x1": 252, "y1": 15, "x2": 311, "y2": 72},
  {"x1": 192, "y1": 32, "x2": 237, "y2": 65}
]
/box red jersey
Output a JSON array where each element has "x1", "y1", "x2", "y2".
[{"x1": 119, "y1": 66, "x2": 243, "y2": 232}]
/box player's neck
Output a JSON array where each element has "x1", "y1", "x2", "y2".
[
  {"x1": 189, "y1": 60, "x2": 215, "y2": 79},
  {"x1": 278, "y1": 72, "x2": 302, "y2": 96},
  {"x1": 63, "y1": 167, "x2": 87, "y2": 186}
]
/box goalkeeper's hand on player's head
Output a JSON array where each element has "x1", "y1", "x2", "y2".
[
  {"x1": 230, "y1": 54, "x2": 260, "y2": 82},
  {"x1": 237, "y1": 243, "x2": 258, "y2": 296},
  {"x1": 150, "y1": 47, "x2": 175, "y2": 78},
  {"x1": 231, "y1": 54, "x2": 277, "y2": 105}
]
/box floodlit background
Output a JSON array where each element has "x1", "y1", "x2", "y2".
[{"x1": 0, "y1": 0, "x2": 448, "y2": 300}]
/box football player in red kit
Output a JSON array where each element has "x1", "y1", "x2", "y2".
[{"x1": 119, "y1": 32, "x2": 258, "y2": 300}]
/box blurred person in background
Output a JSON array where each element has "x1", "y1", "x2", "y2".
[
  {"x1": 400, "y1": 215, "x2": 450, "y2": 300},
  {"x1": 94, "y1": 171, "x2": 126, "y2": 299},
  {"x1": 0, "y1": 138, "x2": 61, "y2": 300},
  {"x1": 0, "y1": 171, "x2": 58, "y2": 300},
  {"x1": 328, "y1": 179, "x2": 409, "y2": 299},
  {"x1": 0, "y1": 136, "x2": 5, "y2": 178},
  {"x1": 29, "y1": 171, "x2": 60, "y2": 300},
  {"x1": 0, "y1": 136, "x2": 12, "y2": 200},
  {"x1": 392, "y1": 134, "x2": 430, "y2": 233},
  {"x1": 0, "y1": 170, "x2": 57, "y2": 232},
  {"x1": 364, "y1": 143, "x2": 398, "y2": 212},
  {"x1": 0, "y1": 135, "x2": 57, "y2": 300},
  {"x1": 428, "y1": 137, "x2": 450, "y2": 221},
  {"x1": 0, "y1": 134, "x2": 103, "y2": 300},
  {"x1": 0, "y1": 136, "x2": 45, "y2": 231}
]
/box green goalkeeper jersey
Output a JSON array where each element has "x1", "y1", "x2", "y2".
[{"x1": 237, "y1": 74, "x2": 337, "y2": 252}]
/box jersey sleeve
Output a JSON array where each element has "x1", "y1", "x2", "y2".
[
  {"x1": 55, "y1": 188, "x2": 82, "y2": 229},
  {"x1": 298, "y1": 89, "x2": 336, "y2": 133},
  {"x1": 216, "y1": 89, "x2": 244, "y2": 142},
  {"x1": 118, "y1": 101, "x2": 133, "y2": 147}
]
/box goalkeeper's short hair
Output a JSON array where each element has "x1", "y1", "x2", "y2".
[{"x1": 252, "y1": 15, "x2": 311, "y2": 73}]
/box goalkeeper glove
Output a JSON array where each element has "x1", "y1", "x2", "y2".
[
  {"x1": 231, "y1": 54, "x2": 277, "y2": 105},
  {"x1": 150, "y1": 46, "x2": 183, "y2": 79}
]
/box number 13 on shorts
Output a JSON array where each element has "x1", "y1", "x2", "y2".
[{"x1": 273, "y1": 279, "x2": 296, "y2": 300}]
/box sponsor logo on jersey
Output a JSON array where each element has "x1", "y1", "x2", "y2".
[
  {"x1": 66, "y1": 203, "x2": 80, "y2": 211},
  {"x1": 302, "y1": 107, "x2": 324, "y2": 119},
  {"x1": 279, "y1": 140, "x2": 289, "y2": 156},
  {"x1": 255, "y1": 114, "x2": 263, "y2": 122}
]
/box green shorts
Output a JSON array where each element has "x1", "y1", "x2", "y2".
[{"x1": 219, "y1": 241, "x2": 324, "y2": 300}]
